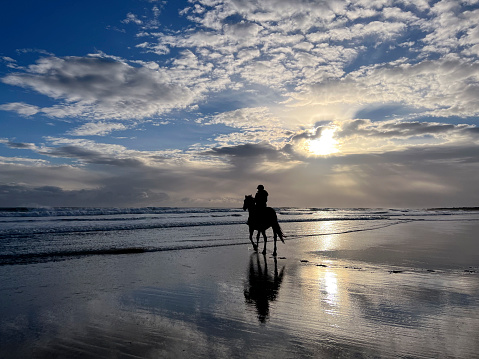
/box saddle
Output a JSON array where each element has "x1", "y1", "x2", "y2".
[{"x1": 247, "y1": 206, "x2": 268, "y2": 226}]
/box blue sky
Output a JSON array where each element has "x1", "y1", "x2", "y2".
[{"x1": 1, "y1": 0, "x2": 479, "y2": 208}]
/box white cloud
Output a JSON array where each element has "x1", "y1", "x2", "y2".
[
  {"x1": 3, "y1": 1, "x2": 477, "y2": 130},
  {"x1": 381, "y1": 6, "x2": 420, "y2": 22},
  {"x1": 0, "y1": 102, "x2": 40, "y2": 116},
  {"x1": 0, "y1": 156, "x2": 48, "y2": 166},
  {"x1": 297, "y1": 58, "x2": 479, "y2": 118},
  {"x1": 122, "y1": 13, "x2": 143, "y2": 25},
  {"x1": 135, "y1": 0, "x2": 442, "y2": 100},
  {"x1": 68, "y1": 122, "x2": 130, "y2": 136},
  {"x1": 419, "y1": 1, "x2": 479, "y2": 57}
]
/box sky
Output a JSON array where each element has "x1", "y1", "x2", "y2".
[{"x1": 1, "y1": 0, "x2": 479, "y2": 208}]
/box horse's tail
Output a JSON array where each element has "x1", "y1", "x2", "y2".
[
  {"x1": 266, "y1": 207, "x2": 285, "y2": 243},
  {"x1": 272, "y1": 221, "x2": 285, "y2": 243}
]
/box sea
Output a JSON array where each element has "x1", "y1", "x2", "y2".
[
  {"x1": 1, "y1": 206, "x2": 479, "y2": 358},
  {"x1": 2, "y1": 206, "x2": 478, "y2": 267}
]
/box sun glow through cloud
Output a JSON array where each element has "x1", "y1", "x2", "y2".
[{"x1": 308, "y1": 128, "x2": 339, "y2": 156}]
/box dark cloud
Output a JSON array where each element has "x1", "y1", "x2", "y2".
[
  {"x1": 202, "y1": 142, "x2": 294, "y2": 174},
  {"x1": 205, "y1": 142, "x2": 279, "y2": 158},
  {"x1": 378, "y1": 122, "x2": 456, "y2": 136},
  {"x1": 1, "y1": 140, "x2": 479, "y2": 208},
  {"x1": 290, "y1": 127, "x2": 323, "y2": 141},
  {"x1": 380, "y1": 145, "x2": 479, "y2": 164},
  {"x1": 5, "y1": 141, "x2": 36, "y2": 149},
  {"x1": 338, "y1": 120, "x2": 477, "y2": 139},
  {"x1": 337, "y1": 120, "x2": 368, "y2": 138},
  {"x1": 0, "y1": 184, "x2": 169, "y2": 207},
  {"x1": 465, "y1": 127, "x2": 479, "y2": 134},
  {"x1": 38, "y1": 146, "x2": 144, "y2": 167}
]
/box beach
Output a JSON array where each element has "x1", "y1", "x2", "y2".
[{"x1": 0, "y1": 208, "x2": 478, "y2": 358}]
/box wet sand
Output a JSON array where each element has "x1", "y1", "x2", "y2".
[{"x1": 1, "y1": 219, "x2": 478, "y2": 358}]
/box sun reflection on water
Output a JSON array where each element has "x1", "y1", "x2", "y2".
[
  {"x1": 299, "y1": 263, "x2": 343, "y2": 314},
  {"x1": 313, "y1": 221, "x2": 340, "y2": 252},
  {"x1": 322, "y1": 270, "x2": 339, "y2": 307}
]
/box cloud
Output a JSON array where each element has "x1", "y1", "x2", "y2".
[
  {"x1": 0, "y1": 102, "x2": 40, "y2": 116},
  {"x1": 2, "y1": 136, "x2": 231, "y2": 177},
  {"x1": 0, "y1": 183, "x2": 169, "y2": 207},
  {"x1": 337, "y1": 119, "x2": 475, "y2": 139},
  {"x1": 40, "y1": 146, "x2": 145, "y2": 167},
  {"x1": 138, "y1": 0, "x2": 426, "y2": 95},
  {"x1": 297, "y1": 58, "x2": 479, "y2": 118},
  {"x1": 1, "y1": 56, "x2": 197, "y2": 120},
  {"x1": 0, "y1": 155, "x2": 48, "y2": 166},
  {"x1": 2, "y1": 129, "x2": 479, "y2": 207},
  {"x1": 419, "y1": 0, "x2": 479, "y2": 57},
  {"x1": 68, "y1": 122, "x2": 130, "y2": 136},
  {"x1": 2, "y1": 56, "x2": 15, "y2": 62},
  {"x1": 203, "y1": 107, "x2": 278, "y2": 129},
  {"x1": 122, "y1": 13, "x2": 143, "y2": 25},
  {"x1": 200, "y1": 107, "x2": 292, "y2": 148},
  {"x1": 4, "y1": 1, "x2": 478, "y2": 126},
  {"x1": 205, "y1": 142, "x2": 279, "y2": 158},
  {"x1": 308, "y1": 21, "x2": 408, "y2": 43},
  {"x1": 1, "y1": 140, "x2": 37, "y2": 150},
  {"x1": 136, "y1": 0, "x2": 479, "y2": 98}
]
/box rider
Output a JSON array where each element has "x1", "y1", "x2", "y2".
[{"x1": 255, "y1": 185, "x2": 268, "y2": 208}]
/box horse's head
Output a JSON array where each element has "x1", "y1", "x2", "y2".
[{"x1": 243, "y1": 195, "x2": 255, "y2": 211}]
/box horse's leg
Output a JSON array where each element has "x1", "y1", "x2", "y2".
[
  {"x1": 263, "y1": 230, "x2": 268, "y2": 255},
  {"x1": 249, "y1": 227, "x2": 257, "y2": 251},
  {"x1": 273, "y1": 229, "x2": 278, "y2": 257},
  {"x1": 256, "y1": 231, "x2": 260, "y2": 249}
]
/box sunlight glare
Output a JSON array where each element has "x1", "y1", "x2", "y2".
[{"x1": 308, "y1": 128, "x2": 339, "y2": 156}]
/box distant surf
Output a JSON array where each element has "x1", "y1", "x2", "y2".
[{"x1": 1, "y1": 207, "x2": 478, "y2": 266}]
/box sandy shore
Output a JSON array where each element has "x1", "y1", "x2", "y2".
[{"x1": 1, "y1": 219, "x2": 478, "y2": 358}]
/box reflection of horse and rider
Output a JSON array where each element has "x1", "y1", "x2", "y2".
[
  {"x1": 244, "y1": 254, "x2": 285, "y2": 323},
  {"x1": 243, "y1": 185, "x2": 284, "y2": 256}
]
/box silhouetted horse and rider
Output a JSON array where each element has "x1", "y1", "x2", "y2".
[{"x1": 243, "y1": 185, "x2": 284, "y2": 256}]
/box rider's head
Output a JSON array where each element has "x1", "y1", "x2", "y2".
[{"x1": 257, "y1": 184, "x2": 264, "y2": 190}]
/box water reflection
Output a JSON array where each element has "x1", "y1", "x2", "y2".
[
  {"x1": 301, "y1": 220, "x2": 341, "y2": 252},
  {"x1": 316, "y1": 221, "x2": 338, "y2": 251},
  {"x1": 244, "y1": 254, "x2": 285, "y2": 323},
  {"x1": 322, "y1": 270, "x2": 339, "y2": 307},
  {"x1": 299, "y1": 263, "x2": 342, "y2": 318}
]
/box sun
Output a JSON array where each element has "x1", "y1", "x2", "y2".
[{"x1": 308, "y1": 128, "x2": 339, "y2": 156}]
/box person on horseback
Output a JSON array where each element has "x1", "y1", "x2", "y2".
[
  {"x1": 255, "y1": 185, "x2": 268, "y2": 208},
  {"x1": 243, "y1": 189, "x2": 284, "y2": 256}
]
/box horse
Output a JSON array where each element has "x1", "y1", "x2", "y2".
[{"x1": 243, "y1": 195, "x2": 284, "y2": 256}]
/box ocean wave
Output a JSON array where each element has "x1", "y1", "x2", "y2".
[
  {"x1": 0, "y1": 215, "x2": 400, "y2": 240},
  {"x1": 0, "y1": 219, "x2": 247, "y2": 239},
  {"x1": 2, "y1": 206, "x2": 479, "y2": 219},
  {"x1": 0, "y1": 219, "x2": 417, "y2": 266},
  {"x1": 0, "y1": 207, "x2": 242, "y2": 218},
  {"x1": 0, "y1": 242, "x2": 250, "y2": 266},
  {"x1": 2, "y1": 207, "x2": 479, "y2": 268}
]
